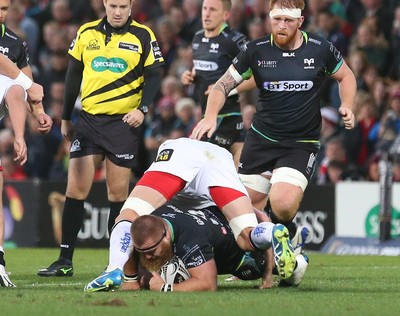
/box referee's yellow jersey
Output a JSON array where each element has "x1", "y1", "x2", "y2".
[{"x1": 69, "y1": 17, "x2": 164, "y2": 115}]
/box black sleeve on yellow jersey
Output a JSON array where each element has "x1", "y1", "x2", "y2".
[
  {"x1": 62, "y1": 58, "x2": 84, "y2": 120},
  {"x1": 139, "y1": 66, "x2": 162, "y2": 109}
]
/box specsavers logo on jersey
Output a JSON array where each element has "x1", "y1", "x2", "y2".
[
  {"x1": 91, "y1": 57, "x2": 128, "y2": 73},
  {"x1": 263, "y1": 80, "x2": 313, "y2": 91}
]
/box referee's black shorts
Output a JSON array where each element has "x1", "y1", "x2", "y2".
[{"x1": 70, "y1": 111, "x2": 141, "y2": 169}]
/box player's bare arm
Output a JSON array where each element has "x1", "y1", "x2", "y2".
[
  {"x1": 331, "y1": 60, "x2": 356, "y2": 130},
  {"x1": 149, "y1": 259, "x2": 218, "y2": 292},
  {"x1": 191, "y1": 65, "x2": 243, "y2": 140}
]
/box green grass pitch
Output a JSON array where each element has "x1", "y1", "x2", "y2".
[{"x1": 1, "y1": 248, "x2": 399, "y2": 316}]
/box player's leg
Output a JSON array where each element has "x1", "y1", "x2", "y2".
[
  {"x1": 0, "y1": 169, "x2": 15, "y2": 287},
  {"x1": 105, "y1": 159, "x2": 131, "y2": 235},
  {"x1": 209, "y1": 186, "x2": 295, "y2": 279},
  {"x1": 38, "y1": 154, "x2": 100, "y2": 277},
  {"x1": 230, "y1": 141, "x2": 243, "y2": 170}
]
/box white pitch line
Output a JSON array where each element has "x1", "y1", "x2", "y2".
[{"x1": 28, "y1": 282, "x2": 84, "y2": 287}]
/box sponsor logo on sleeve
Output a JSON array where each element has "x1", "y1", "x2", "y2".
[
  {"x1": 151, "y1": 40, "x2": 163, "y2": 60},
  {"x1": 155, "y1": 149, "x2": 174, "y2": 162}
]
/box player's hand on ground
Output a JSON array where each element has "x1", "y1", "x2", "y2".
[
  {"x1": 61, "y1": 120, "x2": 74, "y2": 141},
  {"x1": 190, "y1": 118, "x2": 217, "y2": 140},
  {"x1": 122, "y1": 110, "x2": 144, "y2": 128},
  {"x1": 259, "y1": 275, "x2": 274, "y2": 289},
  {"x1": 36, "y1": 112, "x2": 53, "y2": 134},
  {"x1": 148, "y1": 271, "x2": 164, "y2": 291},
  {"x1": 181, "y1": 69, "x2": 195, "y2": 85},
  {"x1": 26, "y1": 82, "x2": 44, "y2": 104},
  {"x1": 338, "y1": 106, "x2": 355, "y2": 130},
  {"x1": 13, "y1": 138, "x2": 27, "y2": 165},
  {"x1": 120, "y1": 280, "x2": 141, "y2": 291}
]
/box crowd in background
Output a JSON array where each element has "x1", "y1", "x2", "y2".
[{"x1": 1, "y1": 0, "x2": 400, "y2": 184}]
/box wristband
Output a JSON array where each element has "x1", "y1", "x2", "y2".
[
  {"x1": 160, "y1": 284, "x2": 173, "y2": 292},
  {"x1": 124, "y1": 273, "x2": 139, "y2": 282},
  {"x1": 14, "y1": 71, "x2": 33, "y2": 90}
]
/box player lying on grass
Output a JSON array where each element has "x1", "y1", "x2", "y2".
[
  {"x1": 120, "y1": 204, "x2": 308, "y2": 292},
  {"x1": 84, "y1": 138, "x2": 297, "y2": 292}
]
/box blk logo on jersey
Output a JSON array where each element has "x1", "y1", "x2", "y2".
[
  {"x1": 283, "y1": 52, "x2": 295, "y2": 57},
  {"x1": 155, "y1": 149, "x2": 174, "y2": 162}
]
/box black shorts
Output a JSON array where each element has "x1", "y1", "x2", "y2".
[
  {"x1": 209, "y1": 114, "x2": 245, "y2": 149},
  {"x1": 70, "y1": 111, "x2": 141, "y2": 169},
  {"x1": 238, "y1": 129, "x2": 320, "y2": 180}
]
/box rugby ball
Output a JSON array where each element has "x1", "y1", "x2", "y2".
[{"x1": 159, "y1": 256, "x2": 191, "y2": 284}]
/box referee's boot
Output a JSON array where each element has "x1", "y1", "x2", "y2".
[{"x1": 37, "y1": 258, "x2": 73, "y2": 277}]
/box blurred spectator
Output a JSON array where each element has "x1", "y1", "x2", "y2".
[
  {"x1": 23, "y1": 115, "x2": 60, "y2": 179},
  {"x1": 6, "y1": 1, "x2": 40, "y2": 66},
  {"x1": 353, "y1": 0, "x2": 394, "y2": 42},
  {"x1": 50, "y1": 0, "x2": 73, "y2": 28},
  {"x1": 150, "y1": 0, "x2": 177, "y2": 22},
  {"x1": 369, "y1": 86, "x2": 400, "y2": 153},
  {"x1": 304, "y1": 0, "x2": 330, "y2": 33},
  {"x1": 47, "y1": 138, "x2": 70, "y2": 181},
  {"x1": 393, "y1": 154, "x2": 400, "y2": 182},
  {"x1": 168, "y1": 41, "x2": 193, "y2": 86},
  {"x1": 365, "y1": 153, "x2": 380, "y2": 181},
  {"x1": 180, "y1": 0, "x2": 202, "y2": 43},
  {"x1": 228, "y1": 0, "x2": 248, "y2": 35},
  {"x1": 88, "y1": 0, "x2": 106, "y2": 20},
  {"x1": 159, "y1": 75, "x2": 185, "y2": 105},
  {"x1": 0, "y1": 129, "x2": 14, "y2": 157},
  {"x1": 248, "y1": 0, "x2": 269, "y2": 21},
  {"x1": 362, "y1": 64, "x2": 380, "y2": 93},
  {"x1": 326, "y1": 159, "x2": 347, "y2": 184},
  {"x1": 155, "y1": 17, "x2": 179, "y2": 74},
  {"x1": 40, "y1": 49, "x2": 69, "y2": 97},
  {"x1": 2, "y1": 154, "x2": 27, "y2": 181},
  {"x1": 347, "y1": 49, "x2": 369, "y2": 91},
  {"x1": 168, "y1": 6, "x2": 186, "y2": 41},
  {"x1": 247, "y1": 17, "x2": 267, "y2": 41},
  {"x1": 371, "y1": 77, "x2": 389, "y2": 120},
  {"x1": 316, "y1": 136, "x2": 347, "y2": 185},
  {"x1": 144, "y1": 97, "x2": 178, "y2": 163},
  {"x1": 314, "y1": 9, "x2": 348, "y2": 56},
  {"x1": 349, "y1": 17, "x2": 389, "y2": 75},
  {"x1": 315, "y1": 106, "x2": 341, "y2": 176},
  {"x1": 171, "y1": 97, "x2": 196, "y2": 138},
  {"x1": 343, "y1": 91, "x2": 377, "y2": 172}
]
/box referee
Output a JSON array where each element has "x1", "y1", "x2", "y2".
[{"x1": 38, "y1": 0, "x2": 164, "y2": 277}]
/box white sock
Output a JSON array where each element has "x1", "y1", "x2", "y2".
[
  {"x1": 0, "y1": 246, "x2": 4, "y2": 253},
  {"x1": 250, "y1": 222, "x2": 274, "y2": 250},
  {"x1": 106, "y1": 220, "x2": 133, "y2": 272}
]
